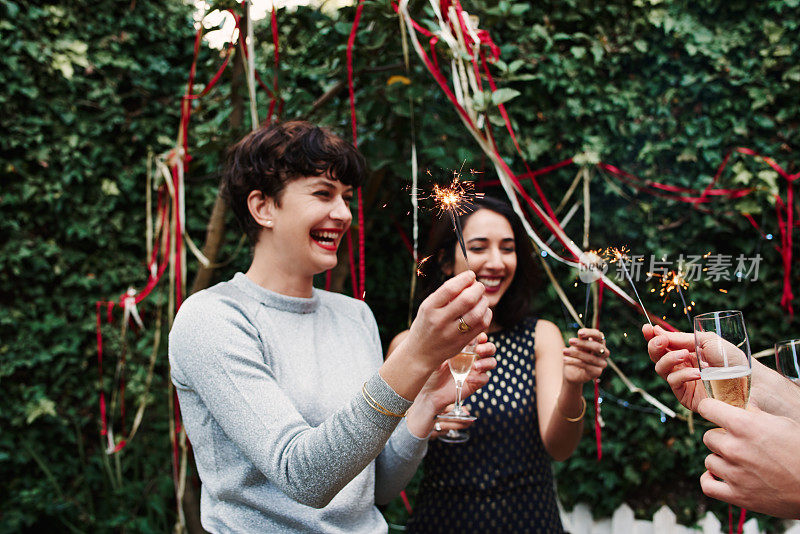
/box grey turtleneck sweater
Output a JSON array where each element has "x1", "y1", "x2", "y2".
[{"x1": 169, "y1": 273, "x2": 427, "y2": 533}]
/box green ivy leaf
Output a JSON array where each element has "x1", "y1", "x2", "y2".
[
  {"x1": 24, "y1": 397, "x2": 57, "y2": 424},
  {"x1": 491, "y1": 88, "x2": 521, "y2": 106}
]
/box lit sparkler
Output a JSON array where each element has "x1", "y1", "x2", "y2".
[
  {"x1": 416, "y1": 255, "x2": 433, "y2": 277},
  {"x1": 604, "y1": 246, "x2": 652, "y2": 326},
  {"x1": 652, "y1": 269, "x2": 694, "y2": 330},
  {"x1": 427, "y1": 170, "x2": 483, "y2": 269}
]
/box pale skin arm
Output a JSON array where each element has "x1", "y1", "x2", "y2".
[
  {"x1": 698, "y1": 398, "x2": 800, "y2": 519},
  {"x1": 536, "y1": 321, "x2": 609, "y2": 462},
  {"x1": 379, "y1": 271, "x2": 493, "y2": 405},
  {"x1": 387, "y1": 330, "x2": 497, "y2": 439},
  {"x1": 643, "y1": 324, "x2": 800, "y2": 420}
]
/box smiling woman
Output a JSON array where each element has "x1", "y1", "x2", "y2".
[
  {"x1": 391, "y1": 196, "x2": 611, "y2": 533},
  {"x1": 168, "y1": 121, "x2": 497, "y2": 533},
  {"x1": 244, "y1": 175, "x2": 354, "y2": 295}
]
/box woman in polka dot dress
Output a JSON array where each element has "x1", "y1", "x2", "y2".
[{"x1": 388, "y1": 196, "x2": 610, "y2": 533}]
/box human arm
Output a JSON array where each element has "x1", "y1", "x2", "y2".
[
  {"x1": 170, "y1": 272, "x2": 490, "y2": 509},
  {"x1": 698, "y1": 398, "x2": 800, "y2": 519},
  {"x1": 386, "y1": 330, "x2": 497, "y2": 439},
  {"x1": 373, "y1": 419, "x2": 426, "y2": 505},
  {"x1": 536, "y1": 322, "x2": 609, "y2": 462},
  {"x1": 169, "y1": 294, "x2": 413, "y2": 509},
  {"x1": 379, "y1": 271, "x2": 493, "y2": 401},
  {"x1": 643, "y1": 324, "x2": 800, "y2": 418}
]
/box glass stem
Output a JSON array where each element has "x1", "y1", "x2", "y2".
[{"x1": 454, "y1": 380, "x2": 464, "y2": 415}]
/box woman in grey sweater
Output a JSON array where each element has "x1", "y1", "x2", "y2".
[{"x1": 169, "y1": 121, "x2": 496, "y2": 533}]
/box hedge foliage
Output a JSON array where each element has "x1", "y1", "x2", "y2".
[{"x1": 1, "y1": 0, "x2": 798, "y2": 531}]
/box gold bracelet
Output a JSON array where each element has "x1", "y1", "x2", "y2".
[
  {"x1": 560, "y1": 396, "x2": 587, "y2": 422},
  {"x1": 362, "y1": 383, "x2": 406, "y2": 418}
]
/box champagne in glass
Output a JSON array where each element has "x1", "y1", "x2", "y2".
[
  {"x1": 699, "y1": 366, "x2": 751, "y2": 409},
  {"x1": 438, "y1": 343, "x2": 477, "y2": 443},
  {"x1": 693, "y1": 310, "x2": 752, "y2": 409},
  {"x1": 775, "y1": 339, "x2": 800, "y2": 386},
  {"x1": 448, "y1": 349, "x2": 477, "y2": 384}
]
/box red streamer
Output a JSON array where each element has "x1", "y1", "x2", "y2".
[
  {"x1": 737, "y1": 508, "x2": 746, "y2": 534},
  {"x1": 346, "y1": 228, "x2": 359, "y2": 299},
  {"x1": 347, "y1": 0, "x2": 367, "y2": 300},
  {"x1": 269, "y1": 7, "x2": 282, "y2": 121},
  {"x1": 95, "y1": 301, "x2": 108, "y2": 437},
  {"x1": 357, "y1": 188, "x2": 366, "y2": 299}
]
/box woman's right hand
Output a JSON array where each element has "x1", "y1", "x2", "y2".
[
  {"x1": 404, "y1": 270, "x2": 492, "y2": 369},
  {"x1": 643, "y1": 324, "x2": 706, "y2": 412}
]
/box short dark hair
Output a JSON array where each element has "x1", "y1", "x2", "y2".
[
  {"x1": 221, "y1": 121, "x2": 366, "y2": 244},
  {"x1": 417, "y1": 195, "x2": 541, "y2": 328}
]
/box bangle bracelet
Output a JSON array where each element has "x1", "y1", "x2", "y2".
[
  {"x1": 362, "y1": 383, "x2": 406, "y2": 418},
  {"x1": 560, "y1": 396, "x2": 586, "y2": 422}
]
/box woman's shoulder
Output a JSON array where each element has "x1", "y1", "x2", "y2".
[
  {"x1": 531, "y1": 318, "x2": 565, "y2": 356},
  {"x1": 533, "y1": 318, "x2": 560, "y2": 334},
  {"x1": 174, "y1": 279, "x2": 254, "y2": 324}
]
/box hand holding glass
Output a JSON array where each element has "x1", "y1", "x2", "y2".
[
  {"x1": 775, "y1": 339, "x2": 800, "y2": 386},
  {"x1": 693, "y1": 310, "x2": 752, "y2": 409},
  {"x1": 437, "y1": 342, "x2": 477, "y2": 443}
]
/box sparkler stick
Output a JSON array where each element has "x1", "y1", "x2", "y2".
[
  {"x1": 605, "y1": 247, "x2": 652, "y2": 326},
  {"x1": 654, "y1": 270, "x2": 694, "y2": 330},
  {"x1": 583, "y1": 285, "x2": 591, "y2": 325},
  {"x1": 450, "y1": 209, "x2": 469, "y2": 269},
  {"x1": 578, "y1": 249, "x2": 606, "y2": 328},
  {"x1": 676, "y1": 285, "x2": 693, "y2": 329}
]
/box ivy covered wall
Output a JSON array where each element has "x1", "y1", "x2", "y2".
[{"x1": 1, "y1": 0, "x2": 797, "y2": 531}]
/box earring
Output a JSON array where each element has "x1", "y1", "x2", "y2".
[{"x1": 265, "y1": 220, "x2": 273, "y2": 228}]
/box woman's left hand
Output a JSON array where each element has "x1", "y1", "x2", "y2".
[
  {"x1": 405, "y1": 333, "x2": 496, "y2": 438},
  {"x1": 562, "y1": 328, "x2": 609, "y2": 384},
  {"x1": 418, "y1": 332, "x2": 496, "y2": 411}
]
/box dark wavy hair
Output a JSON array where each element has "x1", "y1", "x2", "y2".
[
  {"x1": 417, "y1": 195, "x2": 541, "y2": 328},
  {"x1": 221, "y1": 121, "x2": 366, "y2": 244}
]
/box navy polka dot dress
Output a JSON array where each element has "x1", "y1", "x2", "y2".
[{"x1": 406, "y1": 317, "x2": 564, "y2": 533}]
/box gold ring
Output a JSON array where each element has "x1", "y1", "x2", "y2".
[
  {"x1": 457, "y1": 316, "x2": 471, "y2": 333},
  {"x1": 599, "y1": 347, "x2": 606, "y2": 356}
]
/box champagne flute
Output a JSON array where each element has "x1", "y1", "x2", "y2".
[
  {"x1": 693, "y1": 310, "x2": 752, "y2": 409},
  {"x1": 437, "y1": 342, "x2": 477, "y2": 443},
  {"x1": 775, "y1": 339, "x2": 800, "y2": 386}
]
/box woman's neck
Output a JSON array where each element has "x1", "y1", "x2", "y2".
[{"x1": 247, "y1": 247, "x2": 315, "y2": 298}]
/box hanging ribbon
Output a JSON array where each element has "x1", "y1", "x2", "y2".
[
  {"x1": 398, "y1": 1, "x2": 684, "y2": 425},
  {"x1": 122, "y1": 288, "x2": 145, "y2": 330},
  {"x1": 347, "y1": 0, "x2": 367, "y2": 300}
]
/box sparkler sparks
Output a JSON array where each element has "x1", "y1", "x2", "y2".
[
  {"x1": 429, "y1": 172, "x2": 483, "y2": 216},
  {"x1": 650, "y1": 269, "x2": 694, "y2": 329},
  {"x1": 423, "y1": 169, "x2": 484, "y2": 269},
  {"x1": 656, "y1": 270, "x2": 689, "y2": 300},
  {"x1": 416, "y1": 255, "x2": 432, "y2": 277},
  {"x1": 603, "y1": 246, "x2": 630, "y2": 264}
]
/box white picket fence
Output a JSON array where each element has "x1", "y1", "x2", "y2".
[{"x1": 560, "y1": 503, "x2": 800, "y2": 534}]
